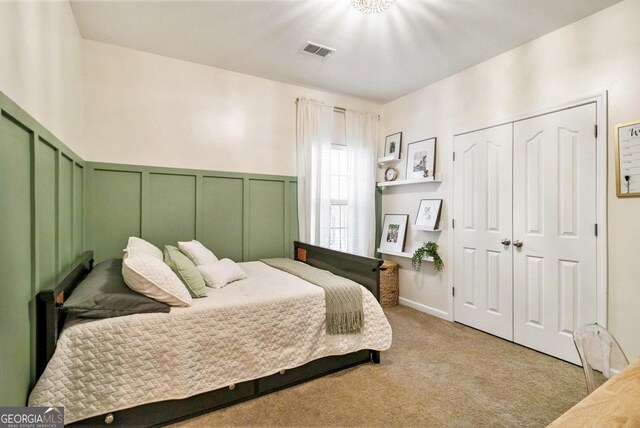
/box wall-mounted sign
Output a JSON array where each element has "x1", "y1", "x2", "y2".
[{"x1": 615, "y1": 120, "x2": 640, "y2": 198}]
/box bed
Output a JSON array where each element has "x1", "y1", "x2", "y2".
[{"x1": 29, "y1": 241, "x2": 392, "y2": 426}]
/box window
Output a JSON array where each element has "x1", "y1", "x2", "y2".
[
  {"x1": 328, "y1": 110, "x2": 348, "y2": 252},
  {"x1": 296, "y1": 100, "x2": 376, "y2": 257},
  {"x1": 329, "y1": 144, "x2": 348, "y2": 251}
]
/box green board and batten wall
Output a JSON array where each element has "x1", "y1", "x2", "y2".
[
  {"x1": 0, "y1": 92, "x2": 86, "y2": 406},
  {"x1": 0, "y1": 90, "x2": 298, "y2": 406},
  {"x1": 85, "y1": 163, "x2": 298, "y2": 263}
]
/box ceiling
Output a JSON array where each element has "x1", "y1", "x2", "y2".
[{"x1": 70, "y1": 0, "x2": 623, "y2": 103}]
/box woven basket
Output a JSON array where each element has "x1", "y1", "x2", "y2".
[{"x1": 380, "y1": 260, "x2": 399, "y2": 308}]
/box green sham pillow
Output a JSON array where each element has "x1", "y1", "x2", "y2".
[{"x1": 164, "y1": 245, "x2": 208, "y2": 298}]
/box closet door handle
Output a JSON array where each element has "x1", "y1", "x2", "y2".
[
  {"x1": 513, "y1": 240, "x2": 524, "y2": 248},
  {"x1": 501, "y1": 238, "x2": 511, "y2": 246}
]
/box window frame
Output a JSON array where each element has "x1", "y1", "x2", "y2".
[{"x1": 329, "y1": 143, "x2": 348, "y2": 252}]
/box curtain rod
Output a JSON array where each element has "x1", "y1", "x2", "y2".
[
  {"x1": 296, "y1": 97, "x2": 345, "y2": 113},
  {"x1": 295, "y1": 98, "x2": 379, "y2": 119}
]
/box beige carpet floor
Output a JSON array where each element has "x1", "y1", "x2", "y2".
[{"x1": 171, "y1": 305, "x2": 587, "y2": 427}]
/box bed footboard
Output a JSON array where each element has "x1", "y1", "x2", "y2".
[
  {"x1": 293, "y1": 241, "x2": 383, "y2": 301},
  {"x1": 293, "y1": 241, "x2": 384, "y2": 364}
]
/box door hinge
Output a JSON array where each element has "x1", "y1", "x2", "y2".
[
  {"x1": 452, "y1": 287, "x2": 455, "y2": 297},
  {"x1": 453, "y1": 152, "x2": 456, "y2": 162},
  {"x1": 595, "y1": 223, "x2": 598, "y2": 237},
  {"x1": 452, "y1": 219, "x2": 455, "y2": 229},
  {"x1": 594, "y1": 125, "x2": 598, "y2": 138}
]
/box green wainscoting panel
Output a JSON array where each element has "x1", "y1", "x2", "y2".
[
  {"x1": 0, "y1": 91, "x2": 85, "y2": 405},
  {"x1": 74, "y1": 164, "x2": 84, "y2": 257},
  {"x1": 0, "y1": 113, "x2": 33, "y2": 406},
  {"x1": 148, "y1": 173, "x2": 197, "y2": 247},
  {"x1": 248, "y1": 180, "x2": 285, "y2": 260},
  {"x1": 34, "y1": 138, "x2": 58, "y2": 292},
  {"x1": 289, "y1": 182, "x2": 299, "y2": 257},
  {"x1": 59, "y1": 155, "x2": 73, "y2": 271},
  {"x1": 202, "y1": 176, "x2": 243, "y2": 261},
  {"x1": 86, "y1": 163, "x2": 297, "y2": 264},
  {"x1": 91, "y1": 170, "x2": 142, "y2": 261}
]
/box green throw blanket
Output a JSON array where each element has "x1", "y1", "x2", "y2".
[{"x1": 261, "y1": 258, "x2": 363, "y2": 335}]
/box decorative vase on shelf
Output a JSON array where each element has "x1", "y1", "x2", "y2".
[{"x1": 411, "y1": 241, "x2": 444, "y2": 272}]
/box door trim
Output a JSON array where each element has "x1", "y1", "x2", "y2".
[{"x1": 448, "y1": 90, "x2": 608, "y2": 327}]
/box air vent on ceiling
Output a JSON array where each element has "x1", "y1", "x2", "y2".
[{"x1": 301, "y1": 42, "x2": 335, "y2": 59}]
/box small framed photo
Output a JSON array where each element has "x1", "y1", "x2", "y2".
[
  {"x1": 384, "y1": 132, "x2": 402, "y2": 160},
  {"x1": 415, "y1": 199, "x2": 442, "y2": 230},
  {"x1": 379, "y1": 214, "x2": 409, "y2": 253},
  {"x1": 405, "y1": 137, "x2": 436, "y2": 180}
]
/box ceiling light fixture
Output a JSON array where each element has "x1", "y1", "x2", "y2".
[{"x1": 352, "y1": 0, "x2": 395, "y2": 14}]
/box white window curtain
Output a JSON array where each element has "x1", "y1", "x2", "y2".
[
  {"x1": 296, "y1": 98, "x2": 333, "y2": 248},
  {"x1": 345, "y1": 110, "x2": 378, "y2": 257}
]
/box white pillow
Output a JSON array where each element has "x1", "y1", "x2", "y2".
[
  {"x1": 178, "y1": 240, "x2": 218, "y2": 266},
  {"x1": 122, "y1": 254, "x2": 192, "y2": 307},
  {"x1": 126, "y1": 236, "x2": 163, "y2": 260},
  {"x1": 198, "y1": 259, "x2": 246, "y2": 289}
]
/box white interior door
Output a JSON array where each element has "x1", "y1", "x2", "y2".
[
  {"x1": 512, "y1": 103, "x2": 597, "y2": 364},
  {"x1": 453, "y1": 124, "x2": 513, "y2": 340}
]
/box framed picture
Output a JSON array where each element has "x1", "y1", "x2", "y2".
[
  {"x1": 415, "y1": 199, "x2": 442, "y2": 230},
  {"x1": 405, "y1": 137, "x2": 436, "y2": 180},
  {"x1": 383, "y1": 132, "x2": 402, "y2": 159},
  {"x1": 615, "y1": 120, "x2": 640, "y2": 197},
  {"x1": 379, "y1": 214, "x2": 409, "y2": 253}
]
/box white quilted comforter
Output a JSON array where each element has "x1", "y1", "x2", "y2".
[{"x1": 29, "y1": 262, "x2": 392, "y2": 424}]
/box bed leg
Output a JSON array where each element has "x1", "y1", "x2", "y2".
[{"x1": 370, "y1": 350, "x2": 380, "y2": 364}]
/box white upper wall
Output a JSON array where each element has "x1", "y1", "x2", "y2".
[
  {"x1": 380, "y1": 0, "x2": 640, "y2": 359},
  {"x1": 0, "y1": 1, "x2": 83, "y2": 155},
  {"x1": 82, "y1": 40, "x2": 380, "y2": 176}
]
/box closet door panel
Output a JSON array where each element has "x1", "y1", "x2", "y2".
[
  {"x1": 513, "y1": 103, "x2": 597, "y2": 364},
  {"x1": 453, "y1": 123, "x2": 513, "y2": 340}
]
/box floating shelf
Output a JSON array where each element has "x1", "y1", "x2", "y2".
[
  {"x1": 377, "y1": 155, "x2": 402, "y2": 166},
  {"x1": 377, "y1": 175, "x2": 442, "y2": 188},
  {"x1": 413, "y1": 226, "x2": 442, "y2": 232},
  {"x1": 377, "y1": 248, "x2": 434, "y2": 262}
]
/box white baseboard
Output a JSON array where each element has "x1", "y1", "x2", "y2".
[{"x1": 398, "y1": 297, "x2": 450, "y2": 321}]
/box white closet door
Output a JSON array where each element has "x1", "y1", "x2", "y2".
[
  {"x1": 512, "y1": 103, "x2": 597, "y2": 364},
  {"x1": 453, "y1": 124, "x2": 513, "y2": 340}
]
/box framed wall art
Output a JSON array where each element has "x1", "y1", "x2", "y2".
[
  {"x1": 405, "y1": 137, "x2": 436, "y2": 180},
  {"x1": 383, "y1": 132, "x2": 402, "y2": 160},
  {"x1": 414, "y1": 199, "x2": 442, "y2": 230},
  {"x1": 379, "y1": 214, "x2": 408, "y2": 253},
  {"x1": 615, "y1": 120, "x2": 640, "y2": 197}
]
